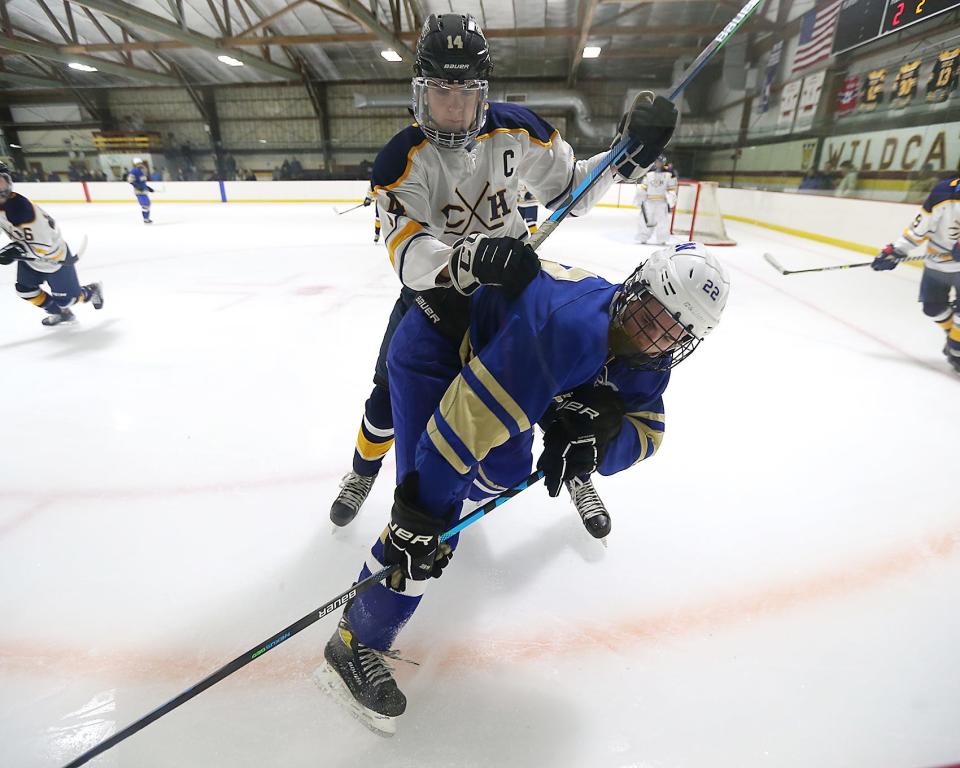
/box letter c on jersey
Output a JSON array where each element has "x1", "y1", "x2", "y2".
[{"x1": 503, "y1": 149, "x2": 515, "y2": 178}]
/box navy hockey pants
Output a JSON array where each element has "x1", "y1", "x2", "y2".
[
  {"x1": 345, "y1": 306, "x2": 534, "y2": 651},
  {"x1": 16, "y1": 259, "x2": 82, "y2": 309}
]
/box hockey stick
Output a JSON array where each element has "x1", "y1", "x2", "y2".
[
  {"x1": 762, "y1": 252, "x2": 923, "y2": 275},
  {"x1": 529, "y1": 0, "x2": 766, "y2": 252},
  {"x1": 334, "y1": 202, "x2": 365, "y2": 215},
  {"x1": 60, "y1": 470, "x2": 544, "y2": 768}
]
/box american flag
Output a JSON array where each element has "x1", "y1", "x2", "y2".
[{"x1": 790, "y1": 0, "x2": 842, "y2": 76}]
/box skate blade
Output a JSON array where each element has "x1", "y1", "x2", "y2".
[{"x1": 313, "y1": 663, "x2": 397, "y2": 737}]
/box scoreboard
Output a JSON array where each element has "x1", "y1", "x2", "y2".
[{"x1": 832, "y1": 0, "x2": 960, "y2": 55}]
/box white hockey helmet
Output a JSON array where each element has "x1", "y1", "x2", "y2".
[
  {"x1": 132, "y1": 157, "x2": 144, "y2": 166},
  {"x1": 610, "y1": 241, "x2": 730, "y2": 370}
]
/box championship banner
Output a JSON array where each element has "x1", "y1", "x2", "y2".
[
  {"x1": 927, "y1": 47, "x2": 960, "y2": 103},
  {"x1": 759, "y1": 40, "x2": 783, "y2": 114},
  {"x1": 836, "y1": 74, "x2": 860, "y2": 115},
  {"x1": 795, "y1": 70, "x2": 827, "y2": 131},
  {"x1": 778, "y1": 79, "x2": 802, "y2": 131},
  {"x1": 859, "y1": 68, "x2": 886, "y2": 112},
  {"x1": 892, "y1": 60, "x2": 921, "y2": 108}
]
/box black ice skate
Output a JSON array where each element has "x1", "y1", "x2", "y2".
[
  {"x1": 943, "y1": 343, "x2": 960, "y2": 374},
  {"x1": 314, "y1": 618, "x2": 407, "y2": 736},
  {"x1": 42, "y1": 307, "x2": 75, "y2": 326},
  {"x1": 85, "y1": 282, "x2": 104, "y2": 310},
  {"x1": 567, "y1": 475, "x2": 611, "y2": 542},
  {"x1": 329, "y1": 471, "x2": 377, "y2": 526}
]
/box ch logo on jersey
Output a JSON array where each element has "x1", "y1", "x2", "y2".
[{"x1": 441, "y1": 181, "x2": 512, "y2": 237}]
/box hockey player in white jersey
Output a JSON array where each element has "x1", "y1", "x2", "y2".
[
  {"x1": 327, "y1": 12, "x2": 678, "y2": 529},
  {"x1": 634, "y1": 156, "x2": 678, "y2": 245},
  {"x1": 872, "y1": 174, "x2": 960, "y2": 372},
  {"x1": 0, "y1": 163, "x2": 103, "y2": 326}
]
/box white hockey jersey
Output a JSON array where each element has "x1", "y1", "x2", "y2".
[
  {"x1": 372, "y1": 102, "x2": 616, "y2": 291},
  {"x1": 634, "y1": 170, "x2": 677, "y2": 204},
  {"x1": 893, "y1": 176, "x2": 960, "y2": 273},
  {"x1": 0, "y1": 193, "x2": 69, "y2": 274}
]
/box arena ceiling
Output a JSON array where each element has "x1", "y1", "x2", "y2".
[{"x1": 0, "y1": 0, "x2": 777, "y2": 93}]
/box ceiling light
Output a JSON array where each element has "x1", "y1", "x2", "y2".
[
  {"x1": 258, "y1": 139, "x2": 267, "y2": 143},
  {"x1": 582, "y1": 46, "x2": 602, "y2": 59},
  {"x1": 217, "y1": 55, "x2": 244, "y2": 67},
  {"x1": 9, "y1": 143, "x2": 21, "y2": 149},
  {"x1": 68, "y1": 62, "x2": 98, "y2": 72},
  {"x1": 380, "y1": 49, "x2": 402, "y2": 62}
]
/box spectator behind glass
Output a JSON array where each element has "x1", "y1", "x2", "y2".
[{"x1": 834, "y1": 161, "x2": 859, "y2": 197}]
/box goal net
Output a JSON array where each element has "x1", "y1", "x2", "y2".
[{"x1": 670, "y1": 181, "x2": 736, "y2": 246}]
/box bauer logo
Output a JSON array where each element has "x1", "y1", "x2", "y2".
[
  {"x1": 445, "y1": 63, "x2": 470, "y2": 69},
  {"x1": 319, "y1": 588, "x2": 357, "y2": 618}
]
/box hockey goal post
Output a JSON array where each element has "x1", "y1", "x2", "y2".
[{"x1": 670, "y1": 181, "x2": 736, "y2": 246}]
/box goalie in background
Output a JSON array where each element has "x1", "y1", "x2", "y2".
[
  {"x1": 872, "y1": 174, "x2": 960, "y2": 373},
  {"x1": 634, "y1": 156, "x2": 677, "y2": 245},
  {"x1": 0, "y1": 164, "x2": 103, "y2": 326}
]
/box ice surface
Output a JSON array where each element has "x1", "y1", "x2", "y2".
[{"x1": 1, "y1": 201, "x2": 957, "y2": 768}]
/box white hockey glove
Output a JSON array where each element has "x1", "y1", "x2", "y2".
[
  {"x1": 611, "y1": 92, "x2": 679, "y2": 181},
  {"x1": 448, "y1": 233, "x2": 541, "y2": 298},
  {"x1": 666, "y1": 189, "x2": 678, "y2": 209}
]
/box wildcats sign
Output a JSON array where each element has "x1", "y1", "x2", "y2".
[{"x1": 822, "y1": 122, "x2": 960, "y2": 173}]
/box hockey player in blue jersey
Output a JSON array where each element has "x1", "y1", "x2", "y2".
[
  {"x1": 328, "y1": 12, "x2": 678, "y2": 531},
  {"x1": 0, "y1": 164, "x2": 103, "y2": 326},
  {"x1": 316, "y1": 242, "x2": 730, "y2": 734},
  {"x1": 871, "y1": 175, "x2": 960, "y2": 372},
  {"x1": 127, "y1": 158, "x2": 154, "y2": 224}
]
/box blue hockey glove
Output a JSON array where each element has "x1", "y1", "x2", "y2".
[
  {"x1": 383, "y1": 473, "x2": 454, "y2": 592},
  {"x1": 872, "y1": 243, "x2": 907, "y2": 271},
  {"x1": 449, "y1": 233, "x2": 541, "y2": 298},
  {"x1": 611, "y1": 93, "x2": 679, "y2": 181},
  {"x1": 0, "y1": 242, "x2": 26, "y2": 265},
  {"x1": 537, "y1": 384, "x2": 626, "y2": 497}
]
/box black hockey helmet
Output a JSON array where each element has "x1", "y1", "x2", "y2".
[
  {"x1": 414, "y1": 13, "x2": 492, "y2": 83},
  {"x1": 412, "y1": 14, "x2": 492, "y2": 149}
]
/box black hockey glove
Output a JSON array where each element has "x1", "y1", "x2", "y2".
[
  {"x1": 382, "y1": 473, "x2": 454, "y2": 592},
  {"x1": 0, "y1": 242, "x2": 26, "y2": 265},
  {"x1": 537, "y1": 383, "x2": 626, "y2": 497},
  {"x1": 872, "y1": 243, "x2": 907, "y2": 271},
  {"x1": 449, "y1": 233, "x2": 541, "y2": 298},
  {"x1": 611, "y1": 92, "x2": 679, "y2": 181}
]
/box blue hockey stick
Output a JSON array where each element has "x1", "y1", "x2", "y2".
[
  {"x1": 61, "y1": 470, "x2": 544, "y2": 767},
  {"x1": 529, "y1": 0, "x2": 767, "y2": 252}
]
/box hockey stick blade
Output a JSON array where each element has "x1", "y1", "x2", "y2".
[
  {"x1": 762, "y1": 252, "x2": 787, "y2": 274},
  {"x1": 60, "y1": 470, "x2": 544, "y2": 768}
]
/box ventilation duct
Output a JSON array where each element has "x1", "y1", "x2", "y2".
[{"x1": 353, "y1": 90, "x2": 615, "y2": 141}]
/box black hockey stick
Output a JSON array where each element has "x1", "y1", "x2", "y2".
[
  {"x1": 334, "y1": 202, "x2": 365, "y2": 215},
  {"x1": 762, "y1": 252, "x2": 923, "y2": 275},
  {"x1": 61, "y1": 470, "x2": 544, "y2": 768},
  {"x1": 529, "y1": 0, "x2": 767, "y2": 252}
]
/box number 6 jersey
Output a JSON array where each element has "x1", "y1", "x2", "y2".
[{"x1": 0, "y1": 192, "x2": 70, "y2": 273}]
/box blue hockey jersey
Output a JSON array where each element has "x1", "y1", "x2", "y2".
[
  {"x1": 127, "y1": 166, "x2": 150, "y2": 192},
  {"x1": 415, "y1": 261, "x2": 669, "y2": 514}
]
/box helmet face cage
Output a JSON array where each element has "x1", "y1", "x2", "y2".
[
  {"x1": 412, "y1": 77, "x2": 488, "y2": 150},
  {"x1": 610, "y1": 271, "x2": 701, "y2": 371}
]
